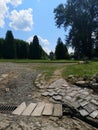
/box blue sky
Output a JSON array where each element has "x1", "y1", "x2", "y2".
[{"x1": 0, "y1": 0, "x2": 72, "y2": 54}]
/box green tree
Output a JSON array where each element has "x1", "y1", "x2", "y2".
[
  {"x1": 54, "y1": 0, "x2": 98, "y2": 59},
  {"x1": 0, "y1": 38, "x2": 5, "y2": 58},
  {"x1": 49, "y1": 51, "x2": 54, "y2": 60},
  {"x1": 4, "y1": 30, "x2": 16, "y2": 59},
  {"x1": 55, "y1": 37, "x2": 68, "y2": 59},
  {"x1": 15, "y1": 39, "x2": 29, "y2": 59},
  {"x1": 29, "y1": 35, "x2": 43, "y2": 59}
]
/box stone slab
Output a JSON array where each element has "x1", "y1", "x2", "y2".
[
  {"x1": 52, "y1": 95, "x2": 62, "y2": 101},
  {"x1": 71, "y1": 102, "x2": 80, "y2": 109},
  {"x1": 12, "y1": 102, "x2": 26, "y2": 115},
  {"x1": 53, "y1": 104, "x2": 62, "y2": 117},
  {"x1": 48, "y1": 78, "x2": 67, "y2": 89},
  {"x1": 79, "y1": 101, "x2": 88, "y2": 107},
  {"x1": 68, "y1": 91, "x2": 78, "y2": 97},
  {"x1": 79, "y1": 109, "x2": 89, "y2": 116},
  {"x1": 90, "y1": 110, "x2": 98, "y2": 118},
  {"x1": 22, "y1": 103, "x2": 37, "y2": 116},
  {"x1": 32, "y1": 102, "x2": 45, "y2": 116},
  {"x1": 42, "y1": 103, "x2": 53, "y2": 116},
  {"x1": 91, "y1": 99, "x2": 98, "y2": 105},
  {"x1": 84, "y1": 103, "x2": 97, "y2": 113}
]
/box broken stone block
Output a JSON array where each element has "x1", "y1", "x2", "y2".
[
  {"x1": 90, "y1": 110, "x2": 98, "y2": 118},
  {"x1": 52, "y1": 95, "x2": 62, "y2": 101},
  {"x1": 79, "y1": 109, "x2": 89, "y2": 116},
  {"x1": 79, "y1": 101, "x2": 88, "y2": 107}
]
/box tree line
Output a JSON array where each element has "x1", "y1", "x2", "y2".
[
  {"x1": 54, "y1": 0, "x2": 98, "y2": 60},
  {"x1": 0, "y1": 31, "x2": 47, "y2": 59},
  {"x1": 0, "y1": 30, "x2": 69, "y2": 60}
]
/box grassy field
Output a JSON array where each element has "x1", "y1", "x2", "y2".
[
  {"x1": 0, "y1": 59, "x2": 77, "y2": 63},
  {"x1": 62, "y1": 62, "x2": 98, "y2": 77},
  {"x1": 0, "y1": 59, "x2": 98, "y2": 79}
]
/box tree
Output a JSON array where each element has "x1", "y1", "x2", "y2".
[
  {"x1": 29, "y1": 35, "x2": 43, "y2": 59},
  {"x1": 54, "y1": 0, "x2": 98, "y2": 59},
  {"x1": 49, "y1": 51, "x2": 54, "y2": 60},
  {"x1": 4, "y1": 30, "x2": 16, "y2": 59},
  {"x1": 0, "y1": 38, "x2": 5, "y2": 58},
  {"x1": 55, "y1": 37, "x2": 68, "y2": 59},
  {"x1": 15, "y1": 39, "x2": 29, "y2": 59}
]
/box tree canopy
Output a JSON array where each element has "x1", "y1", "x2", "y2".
[
  {"x1": 0, "y1": 31, "x2": 48, "y2": 59},
  {"x1": 54, "y1": 0, "x2": 98, "y2": 59},
  {"x1": 4, "y1": 30, "x2": 16, "y2": 59},
  {"x1": 55, "y1": 37, "x2": 68, "y2": 59},
  {"x1": 29, "y1": 35, "x2": 47, "y2": 59}
]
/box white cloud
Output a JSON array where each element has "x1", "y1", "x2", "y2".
[
  {"x1": 38, "y1": 36, "x2": 50, "y2": 45},
  {"x1": 9, "y1": 8, "x2": 33, "y2": 31},
  {"x1": 0, "y1": 0, "x2": 22, "y2": 28},
  {"x1": 0, "y1": 0, "x2": 9, "y2": 27},
  {"x1": 9, "y1": 0, "x2": 22, "y2": 7}
]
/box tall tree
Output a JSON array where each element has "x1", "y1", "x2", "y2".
[
  {"x1": 29, "y1": 35, "x2": 42, "y2": 59},
  {"x1": 4, "y1": 30, "x2": 16, "y2": 59},
  {"x1": 0, "y1": 38, "x2": 5, "y2": 58},
  {"x1": 15, "y1": 39, "x2": 29, "y2": 59},
  {"x1": 54, "y1": 0, "x2": 98, "y2": 59},
  {"x1": 55, "y1": 37, "x2": 68, "y2": 59}
]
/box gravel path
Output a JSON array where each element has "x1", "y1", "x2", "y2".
[{"x1": 0, "y1": 63, "x2": 39, "y2": 104}]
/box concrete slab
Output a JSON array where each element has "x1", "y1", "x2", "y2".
[
  {"x1": 71, "y1": 102, "x2": 80, "y2": 109},
  {"x1": 79, "y1": 109, "x2": 89, "y2": 116},
  {"x1": 22, "y1": 103, "x2": 37, "y2": 116},
  {"x1": 84, "y1": 103, "x2": 97, "y2": 113},
  {"x1": 90, "y1": 110, "x2": 98, "y2": 118},
  {"x1": 79, "y1": 101, "x2": 88, "y2": 107},
  {"x1": 53, "y1": 104, "x2": 62, "y2": 117},
  {"x1": 12, "y1": 102, "x2": 26, "y2": 115},
  {"x1": 32, "y1": 102, "x2": 45, "y2": 116},
  {"x1": 68, "y1": 91, "x2": 78, "y2": 97},
  {"x1": 91, "y1": 99, "x2": 98, "y2": 105},
  {"x1": 42, "y1": 103, "x2": 53, "y2": 116}
]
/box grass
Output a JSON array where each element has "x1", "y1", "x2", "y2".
[
  {"x1": 62, "y1": 62, "x2": 98, "y2": 78},
  {"x1": 0, "y1": 59, "x2": 98, "y2": 79},
  {"x1": 0, "y1": 59, "x2": 77, "y2": 63},
  {"x1": 36, "y1": 63, "x2": 66, "y2": 81}
]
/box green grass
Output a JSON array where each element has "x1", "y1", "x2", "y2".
[
  {"x1": 36, "y1": 63, "x2": 66, "y2": 81},
  {"x1": 0, "y1": 59, "x2": 77, "y2": 63},
  {"x1": 62, "y1": 62, "x2": 98, "y2": 77},
  {"x1": 0, "y1": 59, "x2": 98, "y2": 79}
]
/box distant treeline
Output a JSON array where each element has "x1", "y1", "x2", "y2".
[
  {"x1": 0, "y1": 30, "x2": 48, "y2": 59},
  {"x1": 0, "y1": 30, "x2": 69, "y2": 60}
]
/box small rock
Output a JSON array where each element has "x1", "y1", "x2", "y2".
[
  {"x1": 52, "y1": 95, "x2": 62, "y2": 101},
  {"x1": 42, "y1": 92, "x2": 49, "y2": 96},
  {"x1": 76, "y1": 81, "x2": 88, "y2": 87}
]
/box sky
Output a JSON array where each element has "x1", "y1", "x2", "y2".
[{"x1": 0, "y1": 0, "x2": 72, "y2": 54}]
